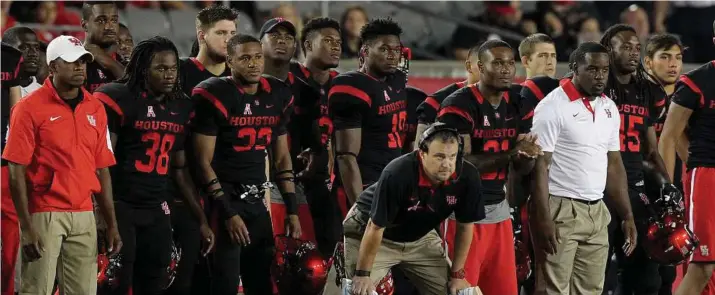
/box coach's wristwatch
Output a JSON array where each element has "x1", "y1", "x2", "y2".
[{"x1": 450, "y1": 268, "x2": 466, "y2": 279}]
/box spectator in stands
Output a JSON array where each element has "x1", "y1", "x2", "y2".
[
  {"x1": 620, "y1": 5, "x2": 650, "y2": 43},
  {"x1": 1, "y1": 1, "x2": 16, "y2": 35},
  {"x1": 116, "y1": 23, "x2": 134, "y2": 65},
  {"x1": 576, "y1": 17, "x2": 602, "y2": 45},
  {"x1": 655, "y1": 1, "x2": 715, "y2": 63},
  {"x1": 35, "y1": 2, "x2": 59, "y2": 43},
  {"x1": 33, "y1": 2, "x2": 83, "y2": 44},
  {"x1": 128, "y1": 1, "x2": 188, "y2": 10},
  {"x1": 450, "y1": 1, "x2": 532, "y2": 60},
  {"x1": 340, "y1": 6, "x2": 368, "y2": 58},
  {"x1": 3, "y1": 26, "x2": 43, "y2": 97}
]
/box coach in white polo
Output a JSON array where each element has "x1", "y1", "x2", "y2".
[{"x1": 529, "y1": 42, "x2": 637, "y2": 295}]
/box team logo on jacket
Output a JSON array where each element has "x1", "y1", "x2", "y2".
[
  {"x1": 483, "y1": 116, "x2": 490, "y2": 127},
  {"x1": 605, "y1": 109, "x2": 612, "y2": 118},
  {"x1": 87, "y1": 114, "x2": 96, "y2": 127},
  {"x1": 147, "y1": 106, "x2": 156, "y2": 118},
  {"x1": 384, "y1": 90, "x2": 391, "y2": 102},
  {"x1": 244, "y1": 103, "x2": 252, "y2": 115},
  {"x1": 446, "y1": 195, "x2": 457, "y2": 206},
  {"x1": 97, "y1": 69, "x2": 106, "y2": 80}
]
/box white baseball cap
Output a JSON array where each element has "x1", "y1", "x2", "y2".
[{"x1": 46, "y1": 35, "x2": 94, "y2": 65}]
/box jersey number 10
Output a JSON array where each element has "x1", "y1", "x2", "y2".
[
  {"x1": 387, "y1": 111, "x2": 407, "y2": 148},
  {"x1": 135, "y1": 132, "x2": 175, "y2": 175}
]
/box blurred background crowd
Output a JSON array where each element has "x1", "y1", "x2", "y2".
[{"x1": 2, "y1": 0, "x2": 714, "y2": 92}]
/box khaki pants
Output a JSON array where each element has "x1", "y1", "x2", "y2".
[
  {"x1": 20, "y1": 211, "x2": 97, "y2": 295},
  {"x1": 324, "y1": 206, "x2": 450, "y2": 295},
  {"x1": 534, "y1": 195, "x2": 611, "y2": 295}
]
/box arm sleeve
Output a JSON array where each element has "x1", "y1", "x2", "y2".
[
  {"x1": 417, "y1": 97, "x2": 441, "y2": 124},
  {"x1": 191, "y1": 88, "x2": 221, "y2": 136},
  {"x1": 328, "y1": 80, "x2": 371, "y2": 130},
  {"x1": 436, "y1": 95, "x2": 474, "y2": 134},
  {"x1": 608, "y1": 105, "x2": 622, "y2": 152},
  {"x1": 672, "y1": 76, "x2": 703, "y2": 110},
  {"x1": 93, "y1": 91, "x2": 124, "y2": 133},
  {"x1": 368, "y1": 172, "x2": 403, "y2": 228},
  {"x1": 276, "y1": 94, "x2": 294, "y2": 136},
  {"x1": 94, "y1": 107, "x2": 116, "y2": 169},
  {"x1": 454, "y1": 164, "x2": 486, "y2": 223},
  {"x1": 1, "y1": 102, "x2": 36, "y2": 165},
  {"x1": 531, "y1": 100, "x2": 562, "y2": 153},
  {"x1": 519, "y1": 85, "x2": 541, "y2": 133}
]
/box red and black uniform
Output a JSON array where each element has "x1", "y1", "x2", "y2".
[
  {"x1": 95, "y1": 82, "x2": 192, "y2": 295},
  {"x1": 328, "y1": 71, "x2": 408, "y2": 217},
  {"x1": 192, "y1": 76, "x2": 293, "y2": 295},
  {"x1": 437, "y1": 84, "x2": 526, "y2": 295},
  {"x1": 416, "y1": 81, "x2": 467, "y2": 125},
  {"x1": 0, "y1": 42, "x2": 22, "y2": 295},
  {"x1": 604, "y1": 78, "x2": 666, "y2": 295},
  {"x1": 169, "y1": 57, "x2": 232, "y2": 295},
  {"x1": 404, "y1": 86, "x2": 427, "y2": 150},
  {"x1": 520, "y1": 76, "x2": 562, "y2": 133},
  {"x1": 673, "y1": 61, "x2": 715, "y2": 263},
  {"x1": 282, "y1": 62, "x2": 341, "y2": 256},
  {"x1": 85, "y1": 52, "x2": 119, "y2": 93}
]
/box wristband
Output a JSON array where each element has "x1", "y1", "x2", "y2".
[
  {"x1": 450, "y1": 268, "x2": 466, "y2": 279},
  {"x1": 282, "y1": 192, "x2": 298, "y2": 215},
  {"x1": 203, "y1": 178, "x2": 219, "y2": 192},
  {"x1": 354, "y1": 270, "x2": 371, "y2": 277}
]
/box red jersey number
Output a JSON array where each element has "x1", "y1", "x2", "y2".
[
  {"x1": 481, "y1": 139, "x2": 509, "y2": 180},
  {"x1": 234, "y1": 127, "x2": 273, "y2": 152},
  {"x1": 135, "y1": 132, "x2": 175, "y2": 175},
  {"x1": 387, "y1": 111, "x2": 407, "y2": 148},
  {"x1": 620, "y1": 114, "x2": 643, "y2": 152}
]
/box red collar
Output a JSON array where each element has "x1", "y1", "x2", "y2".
[
  {"x1": 560, "y1": 78, "x2": 605, "y2": 101},
  {"x1": 468, "y1": 84, "x2": 510, "y2": 105},
  {"x1": 417, "y1": 153, "x2": 456, "y2": 187},
  {"x1": 230, "y1": 76, "x2": 272, "y2": 94}
]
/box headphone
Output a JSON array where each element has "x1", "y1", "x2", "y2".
[{"x1": 417, "y1": 122, "x2": 465, "y2": 183}]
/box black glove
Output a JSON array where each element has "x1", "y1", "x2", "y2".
[{"x1": 661, "y1": 183, "x2": 683, "y2": 208}]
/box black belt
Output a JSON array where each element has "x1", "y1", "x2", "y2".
[{"x1": 567, "y1": 197, "x2": 601, "y2": 205}]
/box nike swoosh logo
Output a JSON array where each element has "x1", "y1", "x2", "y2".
[
  {"x1": 50, "y1": 116, "x2": 61, "y2": 121},
  {"x1": 572, "y1": 113, "x2": 579, "y2": 117},
  {"x1": 505, "y1": 117, "x2": 514, "y2": 121},
  {"x1": 170, "y1": 112, "x2": 179, "y2": 115},
  {"x1": 266, "y1": 105, "x2": 274, "y2": 109}
]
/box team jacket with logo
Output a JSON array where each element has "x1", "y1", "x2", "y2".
[
  {"x1": 328, "y1": 71, "x2": 408, "y2": 187},
  {"x1": 416, "y1": 81, "x2": 467, "y2": 125},
  {"x1": 192, "y1": 76, "x2": 293, "y2": 185},
  {"x1": 437, "y1": 84, "x2": 528, "y2": 205},
  {"x1": 1, "y1": 43, "x2": 22, "y2": 165},
  {"x1": 672, "y1": 61, "x2": 715, "y2": 169},
  {"x1": 607, "y1": 79, "x2": 666, "y2": 187},
  {"x1": 95, "y1": 83, "x2": 193, "y2": 207}
]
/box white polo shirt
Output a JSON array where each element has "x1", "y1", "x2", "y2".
[{"x1": 531, "y1": 79, "x2": 621, "y2": 201}]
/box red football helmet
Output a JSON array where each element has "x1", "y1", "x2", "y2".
[
  {"x1": 272, "y1": 236, "x2": 329, "y2": 295},
  {"x1": 97, "y1": 252, "x2": 123, "y2": 291},
  {"x1": 511, "y1": 205, "x2": 533, "y2": 284},
  {"x1": 644, "y1": 188, "x2": 699, "y2": 265},
  {"x1": 375, "y1": 270, "x2": 394, "y2": 295}
]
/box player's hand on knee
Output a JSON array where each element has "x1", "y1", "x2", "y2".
[{"x1": 350, "y1": 275, "x2": 374, "y2": 295}]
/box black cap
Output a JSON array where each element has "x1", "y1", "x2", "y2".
[{"x1": 259, "y1": 17, "x2": 297, "y2": 39}]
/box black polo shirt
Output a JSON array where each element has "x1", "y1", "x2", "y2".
[{"x1": 354, "y1": 151, "x2": 485, "y2": 242}]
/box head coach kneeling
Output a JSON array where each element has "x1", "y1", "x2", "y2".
[{"x1": 343, "y1": 123, "x2": 486, "y2": 295}]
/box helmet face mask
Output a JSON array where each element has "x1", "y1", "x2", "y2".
[
  {"x1": 644, "y1": 190, "x2": 699, "y2": 265},
  {"x1": 273, "y1": 236, "x2": 329, "y2": 295}
]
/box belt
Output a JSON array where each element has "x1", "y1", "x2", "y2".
[{"x1": 567, "y1": 197, "x2": 601, "y2": 205}]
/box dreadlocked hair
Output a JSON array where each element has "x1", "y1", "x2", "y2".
[
  {"x1": 600, "y1": 24, "x2": 660, "y2": 106},
  {"x1": 300, "y1": 17, "x2": 341, "y2": 56},
  {"x1": 359, "y1": 18, "x2": 402, "y2": 47},
  {"x1": 117, "y1": 36, "x2": 183, "y2": 100}
]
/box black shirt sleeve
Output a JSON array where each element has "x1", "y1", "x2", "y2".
[
  {"x1": 368, "y1": 171, "x2": 403, "y2": 228},
  {"x1": 453, "y1": 162, "x2": 485, "y2": 223},
  {"x1": 94, "y1": 84, "x2": 126, "y2": 133},
  {"x1": 436, "y1": 92, "x2": 474, "y2": 134},
  {"x1": 328, "y1": 76, "x2": 371, "y2": 130},
  {"x1": 672, "y1": 75, "x2": 704, "y2": 110},
  {"x1": 277, "y1": 92, "x2": 294, "y2": 136},
  {"x1": 191, "y1": 87, "x2": 221, "y2": 136}
]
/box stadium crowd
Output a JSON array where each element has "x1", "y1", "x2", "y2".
[{"x1": 1, "y1": 1, "x2": 715, "y2": 295}]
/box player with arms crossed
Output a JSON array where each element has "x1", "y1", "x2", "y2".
[
  {"x1": 329, "y1": 18, "x2": 409, "y2": 218},
  {"x1": 659, "y1": 21, "x2": 715, "y2": 295},
  {"x1": 437, "y1": 40, "x2": 541, "y2": 295},
  {"x1": 191, "y1": 34, "x2": 301, "y2": 295},
  {"x1": 94, "y1": 37, "x2": 214, "y2": 295}
]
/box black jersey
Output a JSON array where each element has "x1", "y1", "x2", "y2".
[
  {"x1": 329, "y1": 71, "x2": 408, "y2": 187},
  {"x1": 405, "y1": 86, "x2": 427, "y2": 147},
  {"x1": 416, "y1": 81, "x2": 466, "y2": 125},
  {"x1": 607, "y1": 79, "x2": 666, "y2": 187},
  {"x1": 1, "y1": 43, "x2": 22, "y2": 166},
  {"x1": 437, "y1": 84, "x2": 526, "y2": 205},
  {"x1": 85, "y1": 52, "x2": 119, "y2": 93},
  {"x1": 520, "y1": 76, "x2": 561, "y2": 132},
  {"x1": 179, "y1": 57, "x2": 231, "y2": 97},
  {"x1": 95, "y1": 83, "x2": 193, "y2": 207},
  {"x1": 192, "y1": 76, "x2": 293, "y2": 185},
  {"x1": 355, "y1": 151, "x2": 485, "y2": 242},
  {"x1": 672, "y1": 61, "x2": 715, "y2": 169}
]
